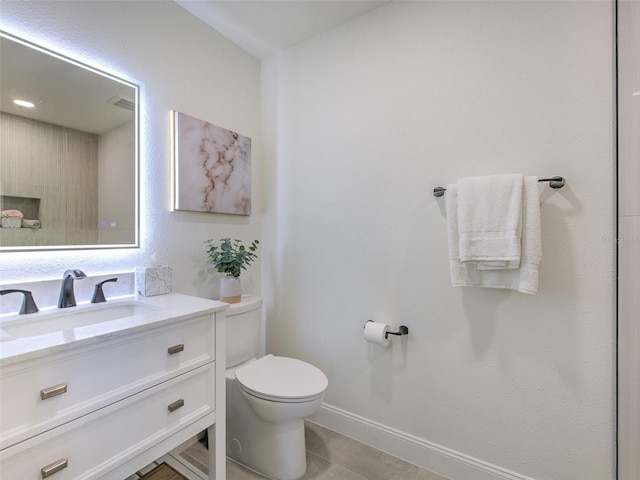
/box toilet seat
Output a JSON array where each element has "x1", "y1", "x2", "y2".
[{"x1": 235, "y1": 354, "x2": 328, "y2": 403}]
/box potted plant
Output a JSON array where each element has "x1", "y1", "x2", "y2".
[{"x1": 205, "y1": 237, "x2": 259, "y2": 303}]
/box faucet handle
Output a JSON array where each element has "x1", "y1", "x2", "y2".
[
  {"x1": 0, "y1": 289, "x2": 39, "y2": 314},
  {"x1": 91, "y1": 278, "x2": 118, "y2": 304}
]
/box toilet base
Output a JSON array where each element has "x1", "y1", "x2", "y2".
[
  {"x1": 229, "y1": 418, "x2": 307, "y2": 480},
  {"x1": 226, "y1": 377, "x2": 307, "y2": 480}
]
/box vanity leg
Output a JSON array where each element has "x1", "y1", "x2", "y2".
[
  {"x1": 210, "y1": 312, "x2": 226, "y2": 480},
  {"x1": 208, "y1": 406, "x2": 225, "y2": 478},
  {"x1": 207, "y1": 424, "x2": 220, "y2": 479}
]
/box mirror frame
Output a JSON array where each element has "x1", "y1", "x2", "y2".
[{"x1": 0, "y1": 30, "x2": 140, "y2": 252}]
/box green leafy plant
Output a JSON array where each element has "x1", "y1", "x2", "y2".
[{"x1": 205, "y1": 238, "x2": 259, "y2": 278}]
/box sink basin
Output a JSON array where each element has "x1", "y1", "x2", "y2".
[{"x1": 0, "y1": 301, "x2": 160, "y2": 340}]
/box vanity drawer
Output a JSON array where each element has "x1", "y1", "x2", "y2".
[
  {"x1": 0, "y1": 315, "x2": 214, "y2": 449},
  {"x1": 0, "y1": 363, "x2": 215, "y2": 479}
]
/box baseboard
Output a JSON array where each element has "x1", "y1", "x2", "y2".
[{"x1": 310, "y1": 403, "x2": 537, "y2": 480}]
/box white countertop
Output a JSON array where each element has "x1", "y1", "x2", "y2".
[{"x1": 0, "y1": 293, "x2": 228, "y2": 366}]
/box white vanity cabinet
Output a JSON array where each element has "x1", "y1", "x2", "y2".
[{"x1": 0, "y1": 294, "x2": 227, "y2": 480}]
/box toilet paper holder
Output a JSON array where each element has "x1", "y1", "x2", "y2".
[{"x1": 365, "y1": 320, "x2": 409, "y2": 338}]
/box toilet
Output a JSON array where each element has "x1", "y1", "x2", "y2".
[{"x1": 225, "y1": 296, "x2": 328, "y2": 480}]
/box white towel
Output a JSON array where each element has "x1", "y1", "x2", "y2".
[
  {"x1": 457, "y1": 174, "x2": 523, "y2": 268},
  {"x1": 446, "y1": 176, "x2": 542, "y2": 294},
  {"x1": 21, "y1": 219, "x2": 41, "y2": 229}
]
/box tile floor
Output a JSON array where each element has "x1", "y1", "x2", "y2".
[{"x1": 147, "y1": 421, "x2": 450, "y2": 480}]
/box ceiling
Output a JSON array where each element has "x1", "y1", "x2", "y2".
[
  {"x1": 175, "y1": 0, "x2": 390, "y2": 59},
  {"x1": 0, "y1": 34, "x2": 135, "y2": 135}
]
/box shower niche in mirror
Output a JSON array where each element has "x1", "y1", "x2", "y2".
[{"x1": 0, "y1": 31, "x2": 139, "y2": 250}]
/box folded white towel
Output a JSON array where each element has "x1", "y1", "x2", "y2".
[
  {"x1": 21, "y1": 219, "x2": 41, "y2": 229},
  {"x1": 446, "y1": 176, "x2": 542, "y2": 294},
  {"x1": 457, "y1": 174, "x2": 523, "y2": 268}
]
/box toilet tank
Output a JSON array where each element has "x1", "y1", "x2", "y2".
[{"x1": 225, "y1": 295, "x2": 263, "y2": 368}]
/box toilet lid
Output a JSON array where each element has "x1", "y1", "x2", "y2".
[{"x1": 235, "y1": 354, "x2": 328, "y2": 401}]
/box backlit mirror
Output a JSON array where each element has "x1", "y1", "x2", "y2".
[{"x1": 0, "y1": 31, "x2": 139, "y2": 251}]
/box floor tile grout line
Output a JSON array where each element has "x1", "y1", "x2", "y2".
[{"x1": 326, "y1": 463, "x2": 371, "y2": 480}]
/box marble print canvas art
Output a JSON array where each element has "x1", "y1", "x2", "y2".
[{"x1": 173, "y1": 111, "x2": 251, "y2": 215}]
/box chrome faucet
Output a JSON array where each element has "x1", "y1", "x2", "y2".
[{"x1": 58, "y1": 269, "x2": 87, "y2": 308}]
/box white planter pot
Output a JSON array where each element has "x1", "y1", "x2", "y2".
[{"x1": 220, "y1": 276, "x2": 241, "y2": 303}]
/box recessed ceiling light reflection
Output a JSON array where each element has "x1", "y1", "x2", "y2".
[{"x1": 13, "y1": 99, "x2": 35, "y2": 108}]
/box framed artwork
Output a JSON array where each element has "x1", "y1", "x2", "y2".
[{"x1": 172, "y1": 110, "x2": 251, "y2": 215}]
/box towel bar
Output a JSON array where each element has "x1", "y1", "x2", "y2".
[{"x1": 433, "y1": 176, "x2": 565, "y2": 198}]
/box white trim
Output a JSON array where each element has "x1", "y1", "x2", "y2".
[{"x1": 310, "y1": 403, "x2": 537, "y2": 480}]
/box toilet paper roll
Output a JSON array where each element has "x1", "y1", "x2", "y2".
[{"x1": 364, "y1": 321, "x2": 390, "y2": 347}]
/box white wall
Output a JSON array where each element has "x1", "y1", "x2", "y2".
[
  {"x1": 0, "y1": 1, "x2": 616, "y2": 479},
  {"x1": 262, "y1": 2, "x2": 615, "y2": 479},
  {"x1": 0, "y1": 1, "x2": 262, "y2": 300}
]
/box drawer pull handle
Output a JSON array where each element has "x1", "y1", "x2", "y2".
[
  {"x1": 167, "y1": 344, "x2": 184, "y2": 355},
  {"x1": 41, "y1": 383, "x2": 67, "y2": 400},
  {"x1": 41, "y1": 458, "x2": 68, "y2": 478},
  {"x1": 168, "y1": 399, "x2": 184, "y2": 412}
]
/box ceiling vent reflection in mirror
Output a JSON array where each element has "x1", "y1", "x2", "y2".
[{"x1": 108, "y1": 95, "x2": 136, "y2": 112}]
